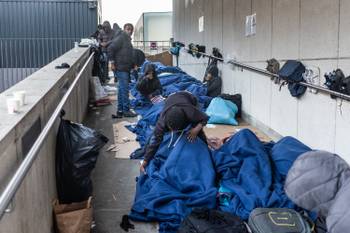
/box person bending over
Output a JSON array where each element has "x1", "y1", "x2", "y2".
[
  {"x1": 136, "y1": 63, "x2": 163, "y2": 103},
  {"x1": 140, "y1": 91, "x2": 209, "y2": 173},
  {"x1": 203, "y1": 65, "x2": 222, "y2": 98}
]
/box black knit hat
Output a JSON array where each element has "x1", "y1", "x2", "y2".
[
  {"x1": 208, "y1": 65, "x2": 219, "y2": 77},
  {"x1": 164, "y1": 106, "x2": 188, "y2": 131}
]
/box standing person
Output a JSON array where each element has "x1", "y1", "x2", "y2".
[
  {"x1": 98, "y1": 21, "x2": 115, "y2": 84},
  {"x1": 108, "y1": 23, "x2": 136, "y2": 118},
  {"x1": 131, "y1": 48, "x2": 146, "y2": 82},
  {"x1": 90, "y1": 24, "x2": 103, "y2": 40}
]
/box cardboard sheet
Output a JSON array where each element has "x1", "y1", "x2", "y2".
[
  {"x1": 113, "y1": 121, "x2": 140, "y2": 159},
  {"x1": 204, "y1": 122, "x2": 271, "y2": 142}
]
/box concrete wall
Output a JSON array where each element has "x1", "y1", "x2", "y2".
[
  {"x1": 0, "y1": 47, "x2": 92, "y2": 233},
  {"x1": 173, "y1": 0, "x2": 350, "y2": 162}
]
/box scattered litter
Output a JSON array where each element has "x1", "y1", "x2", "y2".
[
  {"x1": 112, "y1": 147, "x2": 120, "y2": 152},
  {"x1": 112, "y1": 194, "x2": 117, "y2": 201},
  {"x1": 95, "y1": 111, "x2": 100, "y2": 115},
  {"x1": 122, "y1": 137, "x2": 130, "y2": 143},
  {"x1": 106, "y1": 144, "x2": 117, "y2": 152},
  {"x1": 206, "y1": 124, "x2": 216, "y2": 128},
  {"x1": 91, "y1": 221, "x2": 96, "y2": 229}
]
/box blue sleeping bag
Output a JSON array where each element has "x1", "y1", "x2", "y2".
[
  {"x1": 213, "y1": 129, "x2": 311, "y2": 219},
  {"x1": 206, "y1": 97, "x2": 238, "y2": 125},
  {"x1": 128, "y1": 61, "x2": 209, "y2": 148},
  {"x1": 129, "y1": 132, "x2": 217, "y2": 233}
]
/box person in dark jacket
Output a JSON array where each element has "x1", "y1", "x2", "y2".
[
  {"x1": 108, "y1": 23, "x2": 136, "y2": 118},
  {"x1": 90, "y1": 24, "x2": 103, "y2": 39},
  {"x1": 98, "y1": 21, "x2": 115, "y2": 84},
  {"x1": 203, "y1": 65, "x2": 222, "y2": 97},
  {"x1": 140, "y1": 91, "x2": 210, "y2": 173},
  {"x1": 130, "y1": 48, "x2": 146, "y2": 81},
  {"x1": 136, "y1": 63, "x2": 162, "y2": 101}
]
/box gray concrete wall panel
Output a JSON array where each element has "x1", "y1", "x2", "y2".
[
  {"x1": 272, "y1": 0, "x2": 300, "y2": 59},
  {"x1": 300, "y1": 0, "x2": 339, "y2": 59}
]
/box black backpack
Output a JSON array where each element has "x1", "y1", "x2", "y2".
[
  {"x1": 341, "y1": 76, "x2": 350, "y2": 96},
  {"x1": 278, "y1": 60, "x2": 307, "y2": 98},
  {"x1": 248, "y1": 208, "x2": 312, "y2": 233},
  {"x1": 218, "y1": 94, "x2": 242, "y2": 118},
  {"x1": 324, "y1": 69, "x2": 345, "y2": 99},
  {"x1": 177, "y1": 208, "x2": 248, "y2": 233}
]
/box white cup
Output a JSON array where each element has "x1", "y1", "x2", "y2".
[
  {"x1": 74, "y1": 42, "x2": 79, "y2": 51},
  {"x1": 13, "y1": 91, "x2": 26, "y2": 106},
  {"x1": 6, "y1": 98, "x2": 20, "y2": 114}
]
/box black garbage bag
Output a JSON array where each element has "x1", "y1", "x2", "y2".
[{"x1": 55, "y1": 116, "x2": 108, "y2": 204}]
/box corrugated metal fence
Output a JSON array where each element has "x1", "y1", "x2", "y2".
[{"x1": 0, "y1": 0, "x2": 99, "y2": 92}]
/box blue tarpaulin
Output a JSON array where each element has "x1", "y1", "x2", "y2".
[
  {"x1": 213, "y1": 129, "x2": 311, "y2": 219},
  {"x1": 129, "y1": 132, "x2": 217, "y2": 233},
  {"x1": 128, "y1": 62, "x2": 210, "y2": 147},
  {"x1": 129, "y1": 129, "x2": 312, "y2": 232}
]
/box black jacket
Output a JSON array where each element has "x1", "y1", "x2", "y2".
[
  {"x1": 107, "y1": 31, "x2": 134, "y2": 72},
  {"x1": 98, "y1": 29, "x2": 115, "y2": 52},
  {"x1": 136, "y1": 75, "x2": 162, "y2": 98},
  {"x1": 132, "y1": 49, "x2": 146, "y2": 68},
  {"x1": 205, "y1": 76, "x2": 222, "y2": 97},
  {"x1": 144, "y1": 92, "x2": 209, "y2": 162}
]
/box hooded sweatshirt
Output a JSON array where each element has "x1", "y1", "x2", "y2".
[{"x1": 144, "y1": 91, "x2": 209, "y2": 162}]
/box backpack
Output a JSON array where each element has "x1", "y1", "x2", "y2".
[
  {"x1": 324, "y1": 69, "x2": 345, "y2": 99},
  {"x1": 248, "y1": 208, "x2": 313, "y2": 233},
  {"x1": 177, "y1": 208, "x2": 249, "y2": 233},
  {"x1": 340, "y1": 76, "x2": 350, "y2": 96},
  {"x1": 278, "y1": 60, "x2": 307, "y2": 98},
  {"x1": 266, "y1": 58, "x2": 280, "y2": 75}
]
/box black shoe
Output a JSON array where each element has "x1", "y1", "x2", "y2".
[
  {"x1": 123, "y1": 111, "x2": 137, "y2": 118},
  {"x1": 112, "y1": 111, "x2": 123, "y2": 118}
]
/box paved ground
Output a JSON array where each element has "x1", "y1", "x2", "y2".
[{"x1": 85, "y1": 100, "x2": 157, "y2": 233}]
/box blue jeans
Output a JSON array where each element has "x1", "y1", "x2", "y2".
[{"x1": 115, "y1": 71, "x2": 130, "y2": 113}]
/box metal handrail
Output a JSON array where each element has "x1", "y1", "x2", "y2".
[
  {"x1": 182, "y1": 47, "x2": 350, "y2": 102},
  {"x1": 0, "y1": 52, "x2": 94, "y2": 220}
]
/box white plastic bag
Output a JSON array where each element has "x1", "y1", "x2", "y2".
[{"x1": 89, "y1": 76, "x2": 108, "y2": 101}]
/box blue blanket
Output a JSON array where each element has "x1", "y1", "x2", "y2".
[
  {"x1": 129, "y1": 132, "x2": 217, "y2": 233},
  {"x1": 129, "y1": 129, "x2": 311, "y2": 232},
  {"x1": 214, "y1": 129, "x2": 311, "y2": 219},
  {"x1": 128, "y1": 62, "x2": 210, "y2": 147}
]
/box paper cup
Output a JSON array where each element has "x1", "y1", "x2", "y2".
[
  {"x1": 74, "y1": 42, "x2": 79, "y2": 51},
  {"x1": 6, "y1": 98, "x2": 20, "y2": 114},
  {"x1": 13, "y1": 91, "x2": 26, "y2": 106}
]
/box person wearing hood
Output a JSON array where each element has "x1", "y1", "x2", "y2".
[
  {"x1": 203, "y1": 64, "x2": 222, "y2": 98},
  {"x1": 140, "y1": 91, "x2": 211, "y2": 173},
  {"x1": 136, "y1": 63, "x2": 162, "y2": 102},
  {"x1": 108, "y1": 23, "x2": 136, "y2": 118},
  {"x1": 98, "y1": 21, "x2": 115, "y2": 84}
]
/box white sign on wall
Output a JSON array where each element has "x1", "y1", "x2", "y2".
[
  {"x1": 245, "y1": 13, "x2": 257, "y2": 37},
  {"x1": 251, "y1": 13, "x2": 256, "y2": 35},
  {"x1": 245, "y1": 15, "x2": 251, "y2": 36},
  {"x1": 199, "y1": 16, "x2": 204, "y2": 32}
]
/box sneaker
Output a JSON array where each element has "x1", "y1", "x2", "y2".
[
  {"x1": 123, "y1": 111, "x2": 137, "y2": 118},
  {"x1": 112, "y1": 111, "x2": 123, "y2": 118}
]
